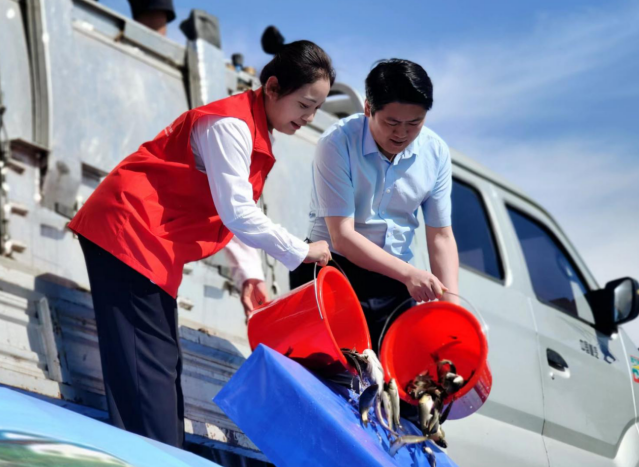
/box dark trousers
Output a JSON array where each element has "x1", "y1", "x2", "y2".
[
  {"x1": 79, "y1": 236, "x2": 185, "y2": 448},
  {"x1": 290, "y1": 252, "x2": 416, "y2": 354}
]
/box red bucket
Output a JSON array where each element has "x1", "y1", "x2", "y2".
[
  {"x1": 380, "y1": 301, "x2": 491, "y2": 420},
  {"x1": 247, "y1": 266, "x2": 371, "y2": 373}
]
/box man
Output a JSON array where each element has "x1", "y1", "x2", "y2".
[{"x1": 290, "y1": 59, "x2": 459, "y2": 353}]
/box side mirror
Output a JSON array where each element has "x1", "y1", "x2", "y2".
[{"x1": 589, "y1": 277, "x2": 639, "y2": 334}]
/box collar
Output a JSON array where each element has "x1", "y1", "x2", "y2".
[
  {"x1": 363, "y1": 119, "x2": 379, "y2": 156},
  {"x1": 252, "y1": 87, "x2": 274, "y2": 157}
]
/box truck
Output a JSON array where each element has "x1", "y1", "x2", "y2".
[{"x1": 1, "y1": 1, "x2": 638, "y2": 466}]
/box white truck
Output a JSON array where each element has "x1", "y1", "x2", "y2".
[{"x1": 0, "y1": 1, "x2": 637, "y2": 466}]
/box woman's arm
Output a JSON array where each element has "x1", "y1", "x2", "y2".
[{"x1": 192, "y1": 115, "x2": 310, "y2": 270}]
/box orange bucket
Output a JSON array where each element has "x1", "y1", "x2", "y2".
[
  {"x1": 247, "y1": 266, "x2": 371, "y2": 374},
  {"x1": 380, "y1": 300, "x2": 491, "y2": 420}
]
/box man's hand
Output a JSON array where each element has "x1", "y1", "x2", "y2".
[
  {"x1": 241, "y1": 279, "x2": 269, "y2": 323},
  {"x1": 403, "y1": 267, "x2": 448, "y2": 303}
]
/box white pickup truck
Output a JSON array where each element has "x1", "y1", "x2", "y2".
[{"x1": 415, "y1": 150, "x2": 639, "y2": 467}]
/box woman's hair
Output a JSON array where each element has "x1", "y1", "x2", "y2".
[
  {"x1": 260, "y1": 40, "x2": 336, "y2": 96},
  {"x1": 365, "y1": 59, "x2": 433, "y2": 114}
]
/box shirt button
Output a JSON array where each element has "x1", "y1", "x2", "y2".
[{"x1": 386, "y1": 189, "x2": 391, "y2": 193}]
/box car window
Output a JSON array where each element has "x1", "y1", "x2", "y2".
[
  {"x1": 508, "y1": 207, "x2": 593, "y2": 320},
  {"x1": 451, "y1": 180, "x2": 504, "y2": 281}
]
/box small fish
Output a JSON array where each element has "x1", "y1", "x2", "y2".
[
  {"x1": 423, "y1": 445, "x2": 437, "y2": 467},
  {"x1": 418, "y1": 393, "x2": 434, "y2": 435},
  {"x1": 381, "y1": 390, "x2": 395, "y2": 432},
  {"x1": 375, "y1": 391, "x2": 398, "y2": 435},
  {"x1": 388, "y1": 378, "x2": 402, "y2": 429},
  {"x1": 428, "y1": 408, "x2": 440, "y2": 435},
  {"x1": 430, "y1": 426, "x2": 447, "y2": 449},
  {"x1": 342, "y1": 348, "x2": 366, "y2": 383},
  {"x1": 359, "y1": 384, "x2": 379, "y2": 427},
  {"x1": 362, "y1": 349, "x2": 385, "y2": 392},
  {"x1": 437, "y1": 359, "x2": 457, "y2": 377},
  {"x1": 389, "y1": 435, "x2": 429, "y2": 457},
  {"x1": 443, "y1": 372, "x2": 464, "y2": 395},
  {"x1": 324, "y1": 372, "x2": 361, "y2": 393},
  {"x1": 407, "y1": 371, "x2": 442, "y2": 400}
]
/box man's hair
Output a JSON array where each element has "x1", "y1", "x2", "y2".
[
  {"x1": 365, "y1": 59, "x2": 433, "y2": 114},
  {"x1": 260, "y1": 40, "x2": 336, "y2": 96}
]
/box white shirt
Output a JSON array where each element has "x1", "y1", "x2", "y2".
[{"x1": 190, "y1": 115, "x2": 308, "y2": 288}]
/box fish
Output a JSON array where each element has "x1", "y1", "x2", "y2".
[
  {"x1": 381, "y1": 390, "x2": 394, "y2": 432},
  {"x1": 407, "y1": 371, "x2": 441, "y2": 400},
  {"x1": 388, "y1": 378, "x2": 402, "y2": 429},
  {"x1": 443, "y1": 372, "x2": 464, "y2": 395},
  {"x1": 362, "y1": 349, "x2": 385, "y2": 392},
  {"x1": 389, "y1": 435, "x2": 429, "y2": 457},
  {"x1": 423, "y1": 445, "x2": 437, "y2": 467},
  {"x1": 324, "y1": 372, "x2": 361, "y2": 393},
  {"x1": 342, "y1": 348, "x2": 365, "y2": 383},
  {"x1": 430, "y1": 426, "x2": 447, "y2": 449},
  {"x1": 437, "y1": 359, "x2": 457, "y2": 377},
  {"x1": 359, "y1": 383, "x2": 379, "y2": 427},
  {"x1": 418, "y1": 393, "x2": 434, "y2": 435},
  {"x1": 375, "y1": 391, "x2": 398, "y2": 435},
  {"x1": 427, "y1": 407, "x2": 440, "y2": 436}
]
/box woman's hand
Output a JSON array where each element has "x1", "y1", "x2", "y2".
[
  {"x1": 241, "y1": 279, "x2": 269, "y2": 323},
  {"x1": 304, "y1": 240, "x2": 332, "y2": 267}
]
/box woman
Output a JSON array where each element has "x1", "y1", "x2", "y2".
[{"x1": 69, "y1": 40, "x2": 334, "y2": 448}]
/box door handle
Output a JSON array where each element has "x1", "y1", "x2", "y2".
[{"x1": 547, "y1": 349, "x2": 568, "y2": 371}]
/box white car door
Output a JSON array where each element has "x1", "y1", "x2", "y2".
[
  {"x1": 502, "y1": 192, "x2": 639, "y2": 467},
  {"x1": 413, "y1": 169, "x2": 549, "y2": 467}
]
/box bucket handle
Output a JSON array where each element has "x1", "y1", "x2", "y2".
[
  {"x1": 443, "y1": 291, "x2": 490, "y2": 341},
  {"x1": 312, "y1": 258, "x2": 351, "y2": 321},
  {"x1": 377, "y1": 291, "x2": 490, "y2": 352}
]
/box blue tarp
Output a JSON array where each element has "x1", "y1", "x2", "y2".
[
  {"x1": 0, "y1": 387, "x2": 221, "y2": 467},
  {"x1": 215, "y1": 344, "x2": 460, "y2": 467}
]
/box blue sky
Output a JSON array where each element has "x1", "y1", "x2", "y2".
[{"x1": 102, "y1": 0, "x2": 639, "y2": 340}]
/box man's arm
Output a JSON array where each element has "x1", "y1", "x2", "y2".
[
  {"x1": 326, "y1": 216, "x2": 446, "y2": 303},
  {"x1": 426, "y1": 225, "x2": 459, "y2": 300}
]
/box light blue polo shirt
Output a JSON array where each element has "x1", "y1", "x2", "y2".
[{"x1": 307, "y1": 113, "x2": 452, "y2": 262}]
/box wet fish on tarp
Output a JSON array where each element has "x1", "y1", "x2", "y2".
[
  {"x1": 389, "y1": 434, "x2": 429, "y2": 457},
  {"x1": 323, "y1": 372, "x2": 361, "y2": 393},
  {"x1": 430, "y1": 425, "x2": 447, "y2": 449},
  {"x1": 359, "y1": 383, "x2": 379, "y2": 427},
  {"x1": 375, "y1": 391, "x2": 398, "y2": 435},
  {"x1": 387, "y1": 378, "x2": 402, "y2": 429},
  {"x1": 381, "y1": 390, "x2": 394, "y2": 432},
  {"x1": 341, "y1": 348, "x2": 366, "y2": 386},
  {"x1": 423, "y1": 445, "x2": 437, "y2": 467},
  {"x1": 362, "y1": 349, "x2": 385, "y2": 392}
]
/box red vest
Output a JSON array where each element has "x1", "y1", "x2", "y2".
[{"x1": 69, "y1": 89, "x2": 275, "y2": 298}]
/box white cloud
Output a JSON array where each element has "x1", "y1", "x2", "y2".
[{"x1": 431, "y1": 6, "x2": 639, "y2": 125}]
